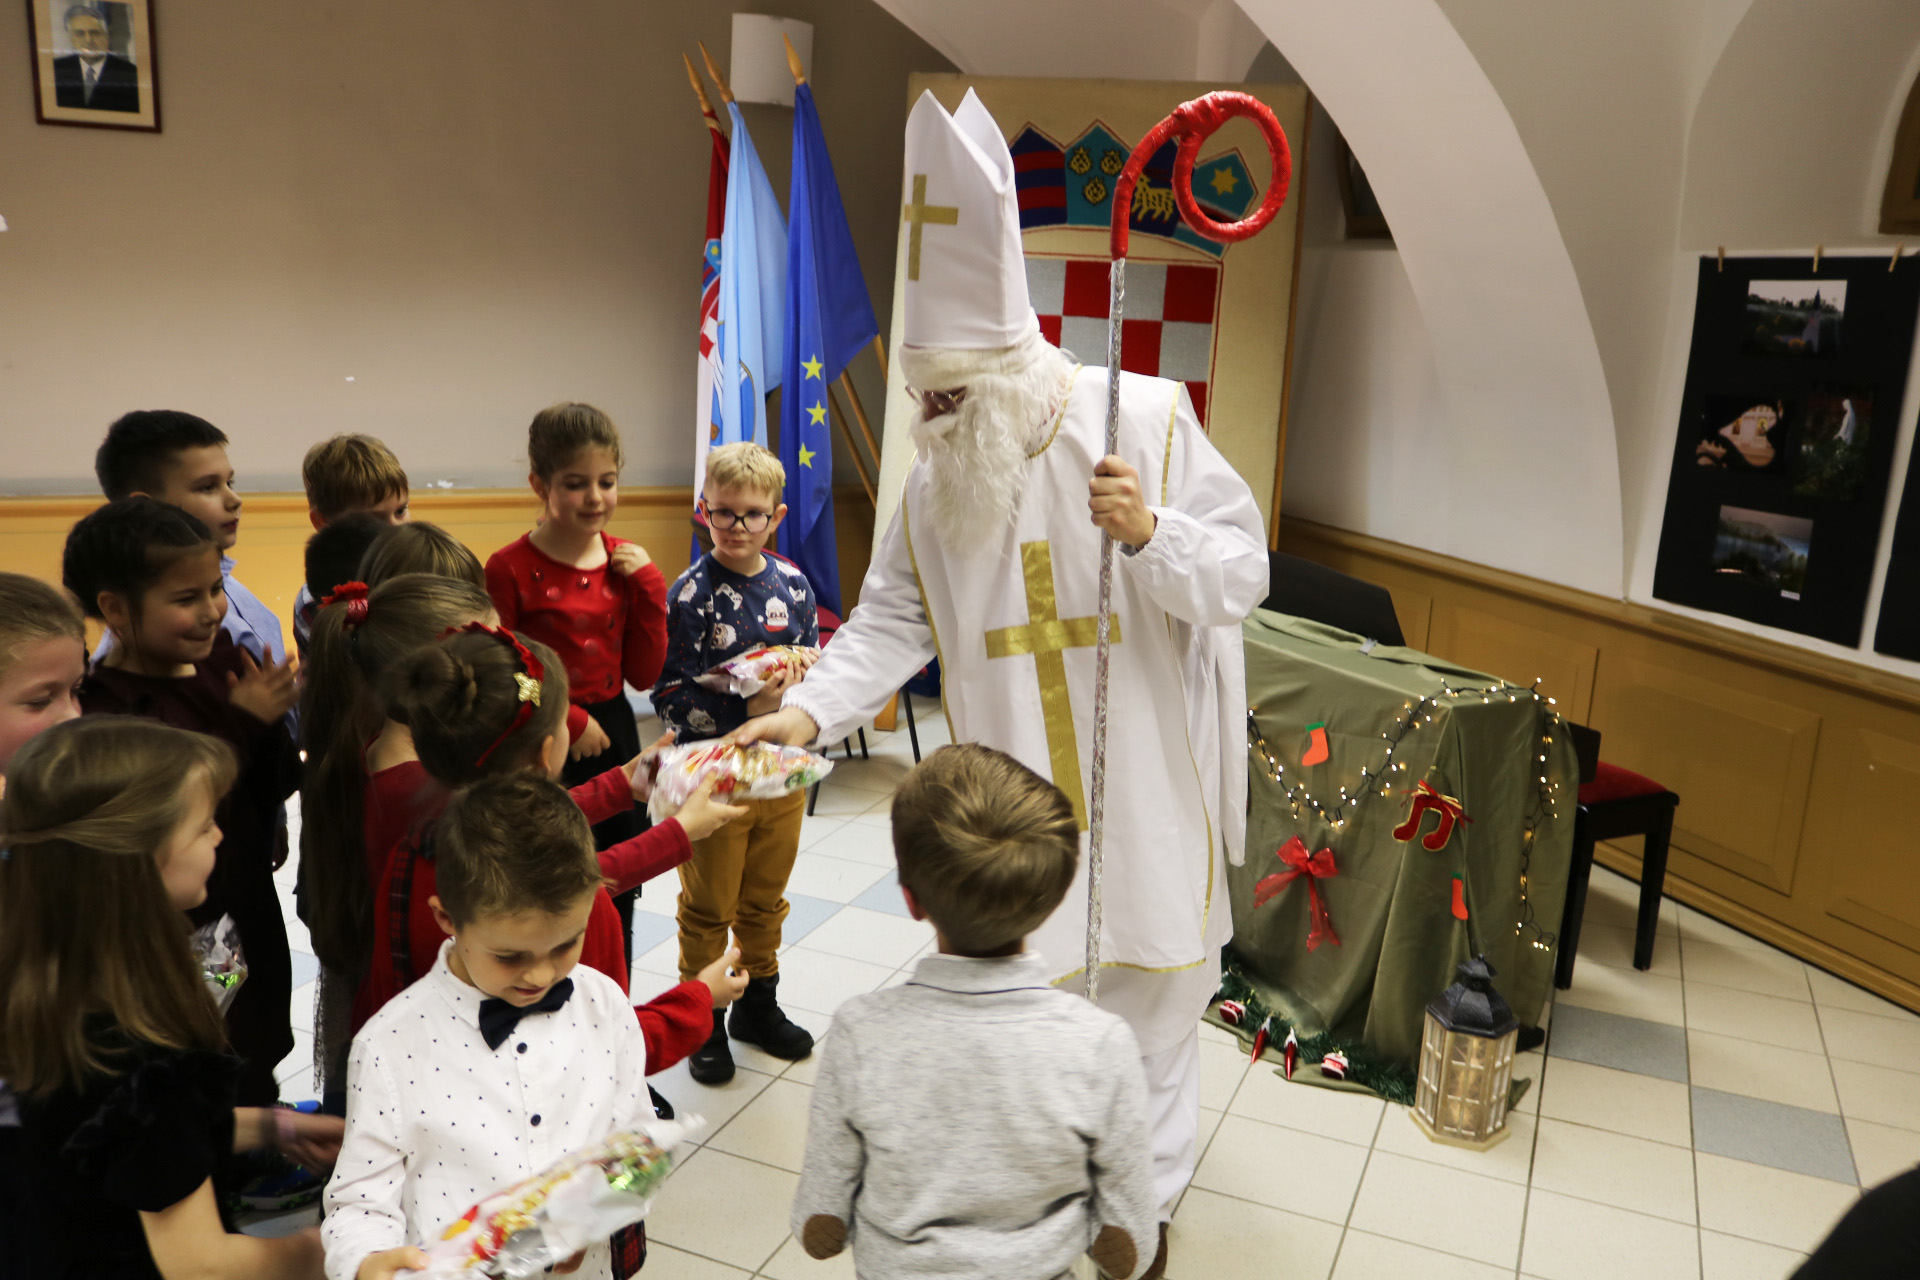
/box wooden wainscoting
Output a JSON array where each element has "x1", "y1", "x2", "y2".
[
  {"x1": 0, "y1": 487, "x2": 876, "y2": 654},
  {"x1": 1279, "y1": 517, "x2": 1920, "y2": 1013}
]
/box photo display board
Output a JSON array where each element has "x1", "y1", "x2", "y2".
[
  {"x1": 1653, "y1": 256, "x2": 1920, "y2": 645},
  {"x1": 1876, "y1": 416, "x2": 1920, "y2": 660}
]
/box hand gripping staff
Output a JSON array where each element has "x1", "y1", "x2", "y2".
[{"x1": 1084, "y1": 92, "x2": 1291, "y2": 1003}]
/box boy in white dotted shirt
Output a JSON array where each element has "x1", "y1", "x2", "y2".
[{"x1": 323, "y1": 774, "x2": 658, "y2": 1280}]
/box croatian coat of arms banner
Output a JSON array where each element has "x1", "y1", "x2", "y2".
[{"x1": 873, "y1": 74, "x2": 1310, "y2": 547}]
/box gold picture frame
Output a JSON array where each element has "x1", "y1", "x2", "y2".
[
  {"x1": 1880, "y1": 70, "x2": 1920, "y2": 235},
  {"x1": 27, "y1": 0, "x2": 160, "y2": 132}
]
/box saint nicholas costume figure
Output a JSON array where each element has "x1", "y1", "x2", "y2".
[{"x1": 746, "y1": 88, "x2": 1269, "y2": 1235}]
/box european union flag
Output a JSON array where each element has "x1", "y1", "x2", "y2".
[
  {"x1": 717, "y1": 102, "x2": 787, "y2": 449},
  {"x1": 778, "y1": 82, "x2": 878, "y2": 616}
]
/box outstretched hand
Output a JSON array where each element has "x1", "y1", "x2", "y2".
[
  {"x1": 622, "y1": 730, "x2": 677, "y2": 802},
  {"x1": 226, "y1": 649, "x2": 299, "y2": 724},
  {"x1": 1088, "y1": 455, "x2": 1156, "y2": 549},
  {"x1": 730, "y1": 706, "x2": 819, "y2": 749},
  {"x1": 673, "y1": 777, "x2": 748, "y2": 843}
]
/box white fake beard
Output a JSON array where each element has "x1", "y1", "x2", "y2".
[{"x1": 900, "y1": 326, "x2": 1077, "y2": 548}]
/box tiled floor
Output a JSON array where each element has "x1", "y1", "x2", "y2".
[{"x1": 259, "y1": 696, "x2": 1920, "y2": 1278}]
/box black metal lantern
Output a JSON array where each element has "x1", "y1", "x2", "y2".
[{"x1": 1412, "y1": 955, "x2": 1519, "y2": 1149}]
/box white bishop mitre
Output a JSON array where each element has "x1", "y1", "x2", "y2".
[{"x1": 900, "y1": 88, "x2": 1035, "y2": 350}]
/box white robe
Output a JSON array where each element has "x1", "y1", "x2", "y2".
[{"x1": 786, "y1": 365, "x2": 1268, "y2": 1051}]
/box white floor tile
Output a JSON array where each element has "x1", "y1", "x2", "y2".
[
  {"x1": 1332, "y1": 1230, "x2": 1514, "y2": 1280},
  {"x1": 804, "y1": 783, "x2": 892, "y2": 818},
  {"x1": 1348, "y1": 1151, "x2": 1528, "y2": 1269},
  {"x1": 1167, "y1": 1187, "x2": 1344, "y2": 1280},
  {"x1": 1586, "y1": 867, "x2": 1678, "y2": 937},
  {"x1": 1556, "y1": 960, "x2": 1685, "y2": 1026},
  {"x1": 1685, "y1": 981, "x2": 1826, "y2": 1053},
  {"x1": 1191, "y1": 1114, "x2": 1368, "y2": 1223},
  {"x1": 801, "y1": 818, "x2": 900, "y2": 868},
  {"x1": 1816, "y1": 1004, "x2": 1920, "y2": 1072},
  {"x1": 1831, "y1": 1057, "x2": 1920, "y2": 1133},
  {"x1": 1227, "y1": 1066, "x2": 1386, "y2": 1147},
  {"x1": 288, "y1": 981, "x2": 316, "y2": 1034},
  {"x1": 1196, "y1": 1036, "x2": 1251, "y2": 1113},
  {"x1": 1686, "y1": 1029, "x2": 1838, "y2": 1113},
  {"x1": 1519, "y1": 1189, "x2": 1701, "y2": 1280},
  {"x1": 649, "y1": 1062, "x2": 775, "y2": 1144},
  {"x1": 1694, "y1": 1152, "x2": 1859, "y2": 1253},
  {"x1": 783, "y1": 852, "x2": 890, "y2": 905},
  {"x1": 645, "y1": 1149, "x2": 799, "y2": 1272},
  {"x1": 1578, "y1": 923, "x2": 1681, "y2": 977},
  {"x1": 1698, "y1": 1230, "x2": 1806, "y2": 1280},
  {"x1": 796, "y1": 907, "x2": 935, "y2": 970},
  {"x1": 1372, "y1": 1105, "x2": 1537, "y2": 1186},
  {"x1": 774, "y1": 948, "x2": 895, "y2": 1016},
  {"x1": 1681, "y1": 939, "x2": 1811, "y2": 1001},
  {"x1": 1528, "y1": 1117, "x2": 1697, "y2": 1223},
  {"x1": 1844, "y1": 1115, "x2": 1920, "y2": 1185},
  {"x1": 707, "y1": 1077, "x2": 814, "y2": 1173},
  {"x1": 636, "y1": 1243, "x2": 755, "y2": 1279},
  {"x1": 1806, "y1": 967, "x2": 1920, "y2": 1021},
  {"x1": 1678, "y1": 904, "x2": 1775, "y2": 954},
  {"x1": 759, "y1": 1232, "x2": 857, "y2": 1280},
  {"x1": 1537, "y1": 1057, "x2": 1693, "y2": 1148}
]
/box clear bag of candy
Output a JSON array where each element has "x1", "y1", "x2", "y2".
[
  {"x1": 693, "y1": 645, "x2": 819, "y2": 698},
  {"x1": 419, "y1": 1118, "x2": 704, "y2": 1277},
  {"x1": 646, "y1": 741, "x2": 833, "y2": 822},
  {"x1": 189, "y1": 914, "x2": 248, "y2": 1014}
]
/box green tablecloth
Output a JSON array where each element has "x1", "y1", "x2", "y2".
[{"x1": 1227, "y1": 611, "x2": 1577, "y2": 1075}]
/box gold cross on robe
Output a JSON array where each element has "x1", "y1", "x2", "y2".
[
  {"x1": 902, "y1": 174, "x2": 958, "y2": 282},
  {"x1": 984, "y1": 541, "x2": 1120, "y2": 831}
]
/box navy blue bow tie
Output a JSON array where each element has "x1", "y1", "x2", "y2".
[{"x1": 477, "y1": 978, "x2": 574, "y2": 1050}]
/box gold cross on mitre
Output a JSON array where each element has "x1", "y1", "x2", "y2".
[
  {"x1": 984, "y1": 541, "x2": 1120, "y2": 830},
  {"x1": 902, "y1": 173, "x2": 958, "y2": 281}
]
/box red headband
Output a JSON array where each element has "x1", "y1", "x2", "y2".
[
  {"x1": 451, "y1": 622, "x2": 547, "y2": 767},
  {"x1": 322, "y1": 580, "x2": 370, "y2": 628}
]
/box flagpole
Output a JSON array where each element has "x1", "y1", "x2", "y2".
[
  {"x1": 835, "y1": 373, "x2": 886, "y2": 488},
  {"x1": 683, "y1": 52, "x2": 727, "y2": 142},
  {"x1": 698, "y1": 41, "x2": 735, "y2": 105},
  {"x1": 825, "y1": 385, "x2": 877, "y2": 504},
  {"x1": 869, "y1": 335, "x2": 889, "y2": 384}
]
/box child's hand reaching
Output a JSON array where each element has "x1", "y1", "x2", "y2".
[
  {"x1": 745, "y1": 665, "x2": 803, "y2": 717},
  {"x1": 621, "y1": 730, "x2": 677, "y2": 802},
  {"x1": 698, "y1": 947, "x2": 749, "y2": 1008},
  {"x1": 226, "y1": 649, "x2": 299, "y2": 724},
  {"x1": 609, "y1": 542, "x2": 652, "y2": 577},
  {"x1": 357, "y1": 1245, "x2": 428, "y2": 1279},
  {"x1": 569, "y1": 715, "x2": 612, "y2": 761},
  {"x1": 673, "y1": 777, "x2": 748, "y2": 843}
]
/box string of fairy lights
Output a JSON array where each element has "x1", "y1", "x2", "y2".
[{"x1": 1247, "y1": 677, "x2": 1565, "y2": 950}]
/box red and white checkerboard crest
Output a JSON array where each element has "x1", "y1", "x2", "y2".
[{"x1": 1024, "y1": 254, "x2": 1221, "y2": 429}]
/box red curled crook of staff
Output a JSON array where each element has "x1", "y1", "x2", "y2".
[{"x1": 1083, "y1": 91, "x2": 1292, "y2": 1006}]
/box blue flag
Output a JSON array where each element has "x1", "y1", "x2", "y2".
[
  {"x1": 778, "y1": 83, "x2": 879, "y2": 616},
  {"x1": 717, "y1": 102, "x2": 787, "y2": 450}
]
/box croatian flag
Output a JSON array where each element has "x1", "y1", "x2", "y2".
[{"x1": 691, "y1": 114, "x2": 729, "y2": 516}]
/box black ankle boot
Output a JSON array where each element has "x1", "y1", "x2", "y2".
[
  {"x1": 688, "y1": 1010, "x2": 735, "y2": 1086},
  {"x1": 727, "y1": 974, "x2": 814, "y2": 1060}
]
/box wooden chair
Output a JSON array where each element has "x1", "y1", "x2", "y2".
[{"x1": 1554, "y1": 722, "x2": 1681, "y2": 988}]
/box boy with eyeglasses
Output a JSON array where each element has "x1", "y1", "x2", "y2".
[{"x1": 653, "y1": 442, "x2": 819, "y2": 1085}]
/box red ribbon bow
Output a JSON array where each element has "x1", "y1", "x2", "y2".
[
  {"x1": 1253, "y1": 836, "x2": 1341, "y2": 951},
  {"x1": 1392, "y1": 780, "x2": 1474, "y2": 851},
  {"x1": 321, "y1": 580, "x2": 371, "y2": 626}
]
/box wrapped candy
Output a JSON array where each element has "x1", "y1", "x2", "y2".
[
  {"x1": 1320, "y1": 1050, "x2": 1351, "y2": 1081},
  {"x1": 190, "y1": 914, "x2": 247, "y2": 1014},
  {"x1": 420, "y1": 1119, "x2": 704, "y2": 1277},
  {"x1": 647, "y1": 741, "x2": 833, "y2": 822},
  {"x1": 1216, "y1": 999, "x2": 1247, "y2": 1027},
  {"x1": 694, "y1": 645, "x2": 819, "y2": 698}
]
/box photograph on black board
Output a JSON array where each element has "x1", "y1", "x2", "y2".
[
  {"x1": 1694, "y1": 396, "x2": 1793, "y2": 471},
  {"x1": 1792, "y1": 390, "x2": 1874, "y2": 502},
  {"x1": 1712, "y1": 506, "x2": 1812, "y2": 599},
  {"x1": 1744, "y1": 279, "x2": 1845, "y2": 356}
]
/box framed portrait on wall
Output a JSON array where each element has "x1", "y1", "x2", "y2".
[{"x1": 27, "y1": 0, "x2": 160, "y2": 132}]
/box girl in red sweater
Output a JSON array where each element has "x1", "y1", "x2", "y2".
[
  {"x1": 363, "y1": 625, "x2": 742, "y2": 1077},
  {"x1": 486, "y1": 403, "x2": 668, "y2": 967}
]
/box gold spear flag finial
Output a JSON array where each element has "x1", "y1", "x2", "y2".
[
  {"x1": 682, "y1": 51, "x2": 725, "y2": 139},
  {"x1": 698, "y1": 41, "x2": 735, "y2": 106},
  {"x1": 783, "y1": 32, "x2": 806, "y2": 86}
]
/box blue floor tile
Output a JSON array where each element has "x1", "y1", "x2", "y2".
[
  {"x1": 781, "y1": 893, "x2": 842, "y2": 945},
  {"x1": 1692, "y1": 1086, "x2": 1858, "y2": 1184},
  {"x1": 1546, "y1": 1004, "x2": 1689, "y2": 1082},
  {"x1": 290, "y1": 949, "x2": 319, "y2": 990},
  {"x1": 628, "y1": 910, "x2": 679, "y2": 960},
  {"x1": 851, "y1": 869, "x2": 913, "y2": 918}
]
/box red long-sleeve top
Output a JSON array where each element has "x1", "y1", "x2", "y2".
[
  {"x1": 351, "y1": 761, "x2": 708, "y2": 1071},
  {"x1": 485, "y1": 533, "x2": 669, "y2": 744}
]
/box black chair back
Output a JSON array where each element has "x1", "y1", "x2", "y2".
[
  {"x1": 1261, "y1": 551, "x2": 1406, "y2": 646},
  {"x1": 1566, "y1": 721, "x2": 1601, "y2": 786}
]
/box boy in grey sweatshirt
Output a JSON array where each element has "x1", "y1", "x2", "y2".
[{"x1": 791, "y1": 744, "x2": 1158, "y2": 1280}]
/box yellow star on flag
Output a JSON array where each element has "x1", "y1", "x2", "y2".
[
  {"x1": 798, "y1": 445, "x2": 817, "y2": 468},
  {"x1": 807, "y1": 403, "x2": 827, "y2": 426},
  {"x1": 802, "y1": 355, "x2": 824, "y2": 379},
  {"x1": 1209, "y1": 166, "x2": 1238, "y2": 197}
]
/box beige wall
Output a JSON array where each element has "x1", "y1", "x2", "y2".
[{"x1": 0, "y1": 0, "x2": 953, "y2": 494}]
